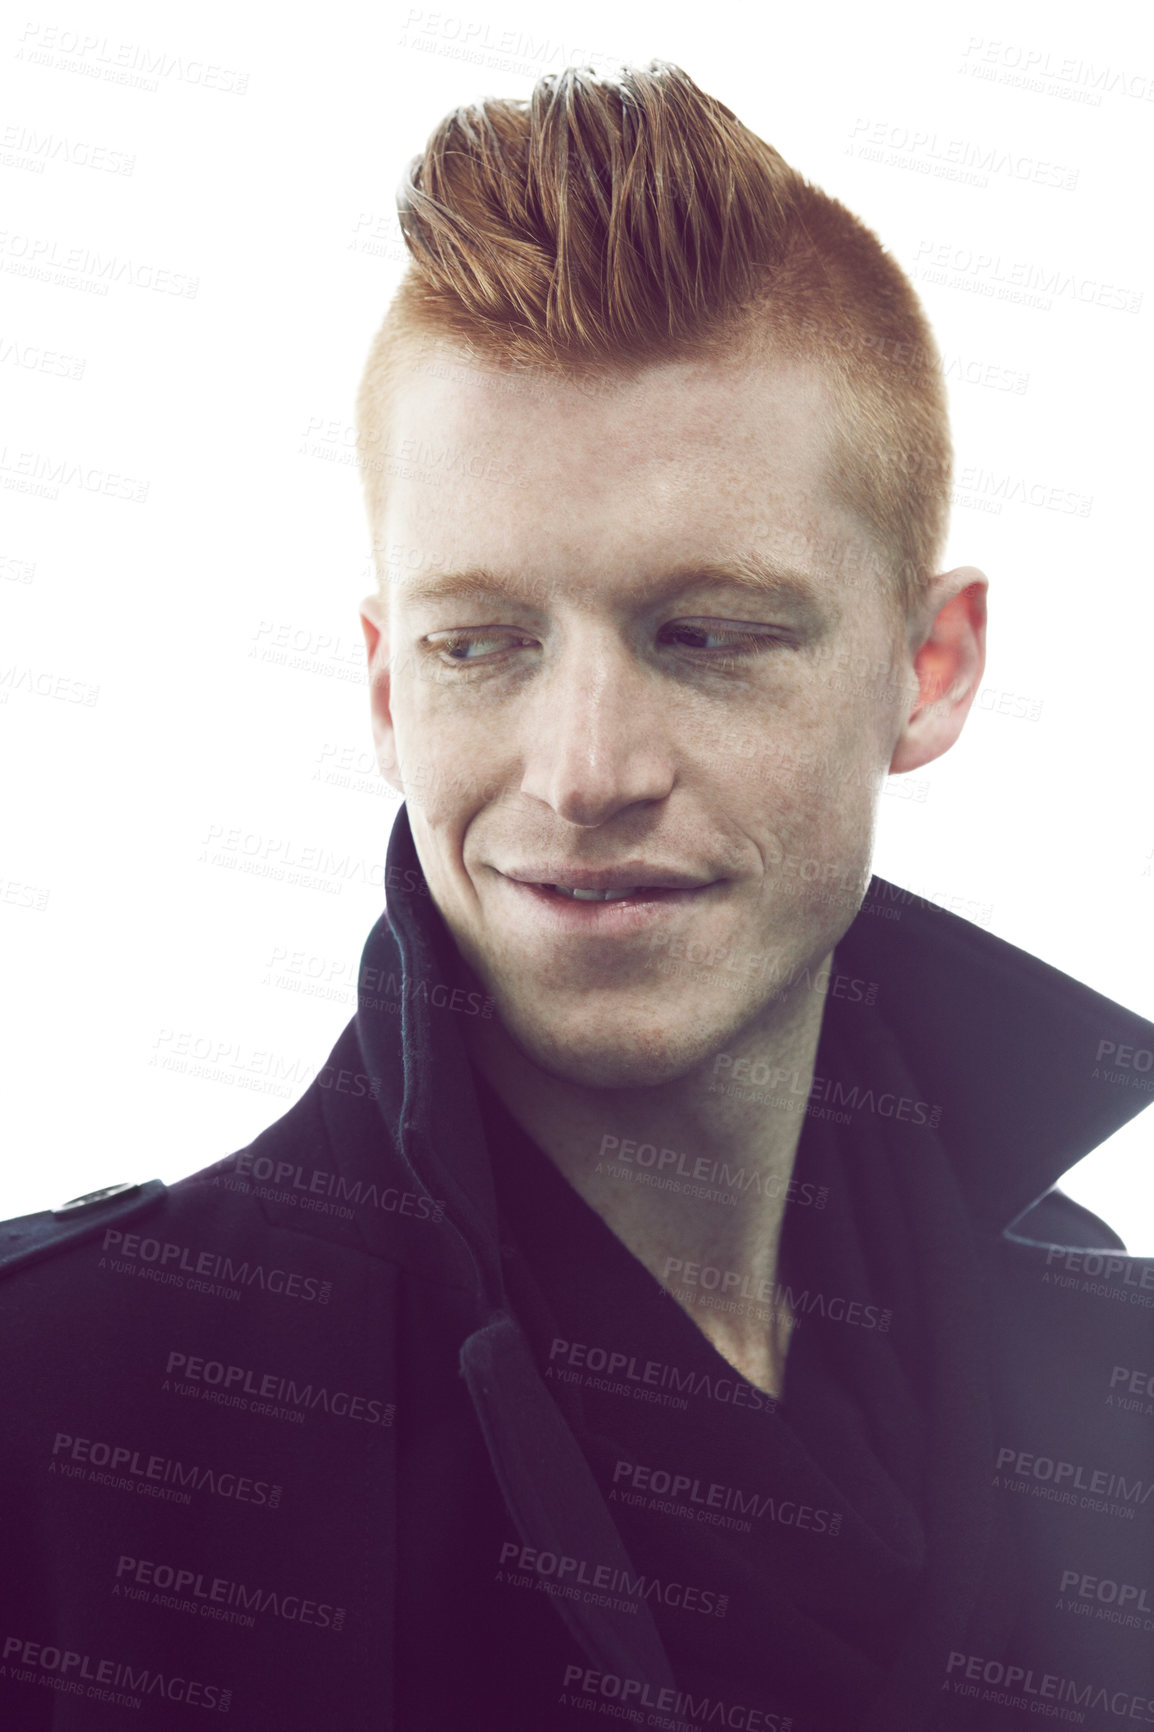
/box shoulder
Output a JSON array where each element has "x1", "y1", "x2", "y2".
[
  {"x1": 988, "y1": 1187, "x2": 1154, "y2": 1377},
  {"x1": 0, "y1": 1074, "x2": 340, "y2": 1289},
  {"x1": 0, "y1": 1179, "x2": 171, "y2": 1281}
]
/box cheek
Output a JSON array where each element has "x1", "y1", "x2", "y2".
[
  {"x1": 744, "y1": 709, "x2": 884, "y2": 812},
  {"x1": 771, "y1": 777, "x2": 876, "y2": 882},
  {"x1": 406, "y1": 777, "x2": 488, "y2": 843},
  {"x1": 391, "y1": 672, "x2": 479, "y2": 819},
  {"x1": 739, "y1": 707, "x2": 885, "y2": 898},
  {"x1": 405, "y1": 804, "x2": 474, "y2": 927}
]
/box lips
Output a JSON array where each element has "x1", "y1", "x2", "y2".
[
  {"x1": 500, "y1": 872, "x2": 718, "y2": 932},
  {"x1": 504, "y1": 868, "x2": 713, "y2": 896},
  {"x1": 544, "y1": 884, "x2": 643, "y2": 902}
]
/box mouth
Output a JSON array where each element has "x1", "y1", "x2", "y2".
[
  {"x1": 504, "y1": 867, "x2": 714, "y2": 898},
  {"x1": 540, "y1": 883, "x2": 650, "y2": 903},
  {"x1": 497, "y1": 867, "x2": 719, "y2": 929},
  {"x1": 504, "y1": 876, "x2": 717, "y2": 925}
]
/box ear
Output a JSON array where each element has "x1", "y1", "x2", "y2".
[
  {"x1": 359, "y1": 593, "x2": 404, "y2": 791},
  {"x1": 889, "y1": 566, "x2": 988, "y2": 775}
]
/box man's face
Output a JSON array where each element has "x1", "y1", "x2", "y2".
[{"x1": 367, "y1": 345, "x2": 920, "y2": 1088}]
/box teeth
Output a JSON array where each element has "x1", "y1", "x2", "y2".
[{"x1": 549, "y1": 885, "x2": 641, "y2": 901}]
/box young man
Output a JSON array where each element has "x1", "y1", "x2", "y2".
[{"x1": 1, "y1": 61, "x2": 1151, "y2": 1732}]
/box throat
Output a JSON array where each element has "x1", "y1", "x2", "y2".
[{"x1": 665, "y1": 1280, "x2": 795, "y2": 1400}]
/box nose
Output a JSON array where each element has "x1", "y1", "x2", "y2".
[{"x1": 518, "y1": 628, "x2": 676, "y2": 827}]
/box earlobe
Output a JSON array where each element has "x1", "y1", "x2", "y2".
[
  {"x1": 889, "y1": 567, "x2": 988, "y2": 776},
  {"x1": 358, "y1": 594, "x2": 403, "y2": 791}
]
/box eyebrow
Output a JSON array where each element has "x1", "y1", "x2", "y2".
[{"x1": 397, "y1": 555, "x2": 828, "y2": 622}]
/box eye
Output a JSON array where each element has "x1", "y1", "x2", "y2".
[
  {"x1": 660, "y1": 620, "x2": 789, "y2": 655},
  {"x1": 423, "y1": 629, "x2": 538, "y2": 666}
]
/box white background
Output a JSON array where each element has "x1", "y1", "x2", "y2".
[{"x1": 1, "y1": 0, "x2": 1151, "y2": 1241}]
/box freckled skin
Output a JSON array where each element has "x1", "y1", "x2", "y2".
[
  {"x1": 375, "y1": 354, "x2": 907, "y2": 1079},
  {"x1": 360, "y1": 344, "x2": 986, "y2": 1392}
]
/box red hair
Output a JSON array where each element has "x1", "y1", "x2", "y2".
[{"x1": 357, "y1": 61, "x2": 951, "y2": 608}]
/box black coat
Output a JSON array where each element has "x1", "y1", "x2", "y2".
[{"x1": 2, "y1": 808, "x2": 1153, "y2": 1729}]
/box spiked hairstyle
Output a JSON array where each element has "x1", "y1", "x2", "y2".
[{"x1": 357, "y1": 62, "x2": 951, "y2": 610}]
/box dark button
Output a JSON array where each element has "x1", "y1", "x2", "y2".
[{"x1": 53, "y1": 1182, "x2": 141, "y2": 1216}]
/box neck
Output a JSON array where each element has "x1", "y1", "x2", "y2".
[{"x1": 463, "y1": 967, "x2": 830, "y2": 1396}]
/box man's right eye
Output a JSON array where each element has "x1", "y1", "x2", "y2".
[{"x1": 424, "y1": 630, "x2": 537, "y2": 665}]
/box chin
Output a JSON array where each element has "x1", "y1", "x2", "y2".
[{"x1": 502, "y1": 1002, "x2": 715, "y2": 1092}]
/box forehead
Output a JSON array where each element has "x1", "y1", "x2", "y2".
[{"x1": 379, "y1": 344, "x2": 885, "y2": 605}]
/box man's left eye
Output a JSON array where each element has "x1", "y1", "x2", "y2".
[{"x1": 660, "y1": 621, "x2": 786, "y2": 654}]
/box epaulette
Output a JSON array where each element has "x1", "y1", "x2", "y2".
[{"x1": 0, "y1": 1179, "x2": 168, "y2": 1279}]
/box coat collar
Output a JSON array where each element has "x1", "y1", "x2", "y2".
[
  {"x1": 366, "y1": 805, "x2": 1153, "y2": 1254},
  {"x1": 839, "y1": 879, "x2": 1153, "y2": 1234}
]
